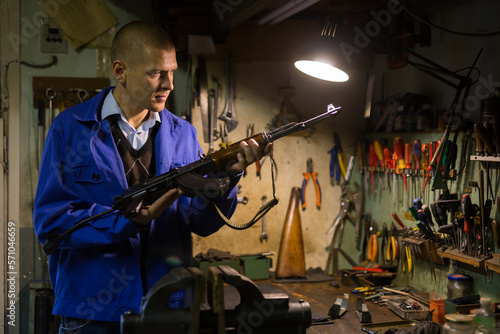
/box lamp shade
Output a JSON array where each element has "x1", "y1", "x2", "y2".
[{"x1": 294, "y1": 36, "x2": 350, "y2": 82}]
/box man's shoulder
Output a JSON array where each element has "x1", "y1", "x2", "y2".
[
  {"x1": 55, "y1": 87, "x2": 113, "y2": 124},
  {"x1": 159, "y1": 109, "x2": 195, "y2": 130}
]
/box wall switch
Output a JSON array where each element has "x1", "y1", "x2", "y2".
[{"x1": 40, "y1": 18, "x2": 68, "y2": 54}]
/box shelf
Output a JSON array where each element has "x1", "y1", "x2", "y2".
[
  {"x1": 437, "y1": 248, "x2": 491, "y2": 267},
  {"x1": 470, "y1": 155, "x2": 500, "y2": 163},
  {"x1": 403, "y1": 237, "x2": 447, "y2": 265},
  {"x1": 485, "y1": 256, "x2": 500, "y2": 274}
]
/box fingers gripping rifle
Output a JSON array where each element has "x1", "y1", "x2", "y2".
[{"x1": 43, "y1": 104, "x2": 341, "y2": 255}]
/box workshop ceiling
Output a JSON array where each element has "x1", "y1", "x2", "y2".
[{"x1": 152, "y1": 0, "x2": 459, "y2": 57}]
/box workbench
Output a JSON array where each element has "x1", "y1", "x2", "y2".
[{"x1": 256, "y1": 279, "x2": 409, "y2": 333}]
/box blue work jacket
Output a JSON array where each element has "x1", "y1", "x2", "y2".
[{"x1": 33, "y1": 87, "x2": 238, "y2": 321}]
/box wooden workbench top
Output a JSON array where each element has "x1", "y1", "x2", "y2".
[{"x1": 260, "y1": 280, "x2": 404, "y2": 333}]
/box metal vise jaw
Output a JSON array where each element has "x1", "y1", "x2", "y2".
[
  {"x1": 202, "y1": 265, "x2": 311, "y2": 334},
  {"x1": 121, "y1": 265, "x2": 311, "y2": 334},
  {"x1": 120, "y1": 267, "x2": 205, "y2": 334}
]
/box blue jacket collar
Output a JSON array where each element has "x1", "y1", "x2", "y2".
[{"x1": 73, "y1": 86, "x2": 114, "y2": 123}]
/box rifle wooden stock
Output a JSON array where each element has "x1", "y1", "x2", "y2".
[
  {"x1": 210, "y1": 133, "x2": 268, "y2": 171},
  {"x1": 276, "y1": 187, "x2": 306, "y2": 279}
]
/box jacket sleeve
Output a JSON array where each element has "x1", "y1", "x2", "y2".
[
  {"x1": 165, "y1": 117, "x2": 240, "y2": 237},
  {"x1": 33, "y1": 120, "x2": 143, "y2": 250}
]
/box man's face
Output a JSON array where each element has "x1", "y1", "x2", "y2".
[{"x1": 123, "y1": 47, "x2": 177, "y2": 113}]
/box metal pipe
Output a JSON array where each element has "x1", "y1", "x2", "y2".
[
  {"x1": 258, "y1": 0, "x2": 300, "y2": 25},
  {"x1": 270, "y1": 0, "x2": 321, "y2": 25},
  {"x1": 258, "y1": 0, "x2": 321, "y2": 25}
]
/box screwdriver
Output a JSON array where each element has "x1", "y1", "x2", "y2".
[
  {"x1": 394, "y1": 137, "x2": 407, "y2": 206},
  {"x1": 422, "y1": 204, "x2": 436, "y2": 231},
  {"x1": 423, "y1": 141, "x2": 436, "y2": 193},
  {"x1": 384, "y1": 147, "x2": 393, "y2": 192},
  {"x1": 438, "y1": 224, "x2": 455, "y2": 248},
  {"x1": 374, "y1": 140, "x2": 385, "y2": 192},
  {"x1": 461, "y1": 194, "x2": 473, "y2": 256},
  {"x1": 369, "y1": 144, "x2": 378, "y2": 193},
  {"x1": 410, "y1": 206, "x2": 434, "y2": 240},
  {"x1": 358, "y1": 139, "x2": 370, "y2": 193},
  {"x1": 356, "y1": 141, "x2": 364, "y2": 175},
  {"x1": 413, "y1": 140, "x2": 421, "y2": 200},
  {"x1": 392, "y1": 212, "x2": 407, "y2": 230},
  {"x1": 405, "y1": 143, "x2": 412, "y2": 209},
  {"x1": 430, "y1": 141, "x2": 439, "y2": 200},
  {"x1": 492, "y1": 220, "x2": 500, "y2": 249},
  {"x1": 420, "y1": 143, "x2": 429, "y2": 200}
]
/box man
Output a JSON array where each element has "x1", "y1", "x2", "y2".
[{"x1": 34, "y1": 20, "x2": 271, "y2": 333}]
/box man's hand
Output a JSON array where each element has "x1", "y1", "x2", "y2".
[
  {"x1": 131, "y1": 188, "x2": 183, "y2": 226},
  {"x1": 227, "y1": 139, "x2": 273, "y2": 174}
]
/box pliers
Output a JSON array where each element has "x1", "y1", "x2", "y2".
[
  {"x1": 386, "y1": 223, "x2": 399, "y2": 263},
  {"x1": 402, "y1": 241, "x2": 413, "y2": 277},
  {"x1": 328, "y1": 133, "x2": 347, "y2": 184},
  {"x1": 301, "y1": 158, "x2": 321, "y2": 210},
  {"x1": 367, "y1": 221, "x2": 378, "y2": 262},
  {"x1": 380, "y1": 223, "x2": 388, "y2": 264}
]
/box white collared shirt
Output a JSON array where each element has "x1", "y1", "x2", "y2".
[{"x1": 101, "y1": 90, "x2": 161, "y2": 150}]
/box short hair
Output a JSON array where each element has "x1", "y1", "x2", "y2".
[{"x1": 110, "y1": 20, "x2": 175, "y2": 65}]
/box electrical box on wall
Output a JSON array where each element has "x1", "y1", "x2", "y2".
[{"x1": 40, "y1": 18, "x2": 68, "y2": 54}]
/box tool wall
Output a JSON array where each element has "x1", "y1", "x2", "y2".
[{"x1": 357, "y1": 130, "x2": 499, "y2": 299}]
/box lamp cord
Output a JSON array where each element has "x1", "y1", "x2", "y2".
[{"x1": 400, "y1": 0, "x2": 500, "y2": 37}]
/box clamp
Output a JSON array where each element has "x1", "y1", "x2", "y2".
[{"x1": 301, "y1": 158, "x2": 321, "y2": 210}]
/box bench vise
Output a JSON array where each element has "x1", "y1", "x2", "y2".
[{"x1": 121, "y1": 265, "x2": 311, "y2": 334}]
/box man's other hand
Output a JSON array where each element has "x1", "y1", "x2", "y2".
[
  {"x1": 227, "y1": 139, "x2": 273, "y2": 174},
  {"x1": 131, "y1": 188, "x2": 183, "y2": 225}
]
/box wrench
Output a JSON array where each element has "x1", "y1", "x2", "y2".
[
  {"x1": 45, "y1": 88, "x2": 57, "y2": 123},
  {"x1": 260, "y1": 196, "x2": 268, "y2": 243},
  {"x1": 207, "y1": 75, "x2": 220, "y2": 155},
  {"x1": 218, "y1": 51, "x2": 238, "y2": 132}
]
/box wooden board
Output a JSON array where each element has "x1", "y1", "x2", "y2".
[
  {"x1": 33, "y1": 76, "x2": 110, "y2": 109},
  {"x1": 437, "y1": 248, "x2": 491, "y2": 267}
]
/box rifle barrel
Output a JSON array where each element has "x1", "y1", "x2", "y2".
[{"x1": 265, "y1": 104, "x2": 340, "y2": 142}]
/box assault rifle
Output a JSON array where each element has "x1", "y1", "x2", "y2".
[{"x1": 43, "y1": 104, "x2": 341, "y2": 255}]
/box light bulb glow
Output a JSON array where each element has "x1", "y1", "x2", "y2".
[{"x1": 294, "y1": 60, "x2": 349, "y2": 82}]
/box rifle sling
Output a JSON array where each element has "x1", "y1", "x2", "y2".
[{"x1": 208, "y1": 153, "x2": 279, "y2": 230}]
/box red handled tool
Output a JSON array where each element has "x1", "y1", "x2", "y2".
[
  {"x1": 413, "y1": 139, "x2": 421, "y2": 173},
  {"x1": 374, "y1": 140, "x2": 384, "y2": 192},
  {"x1": 394, "y1": 137, "x2": 407, "y2": 195},
  {"x1": 461, "y1": 194, "x2": 473, "y2": 255},
  {"x1": 413, "y1": 139, "x2": 421, "y2": 200},
  {"x1": 392, "y1": 212, "x2": 407, "y2": 230},
  {"x1": 384, "y1": 147, "x2": 393, "y2": 190},
  {"x1": 421, "y1": 143, "x2": 429, "y2": 198}
]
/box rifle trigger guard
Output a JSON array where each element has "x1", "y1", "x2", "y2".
[{"x1": 175, "y1": 172, "x2": 230, "y2": 199}]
